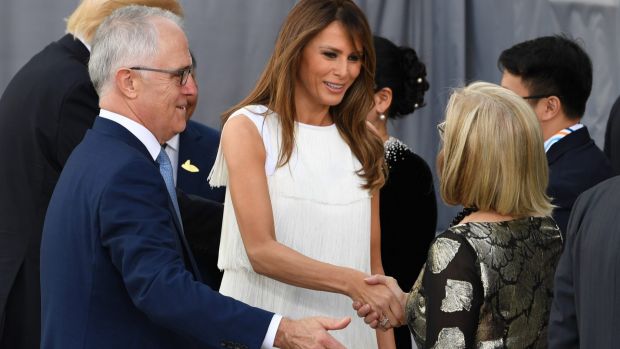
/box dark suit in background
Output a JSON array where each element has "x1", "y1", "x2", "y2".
[
  {"x1": 546, "y1": 126, "x2": 612, "y2": 235},
  {"x1": 178, "y1": 120, "x2": 225, "y2": 202},
  {"x1": 0, "y1": 34, "x2": 97, "y2": 348},
  {"x1": 41, "y1": 116, "x2": 272, "y2": 348},
  {"x1": 604, "y1": 95, "x2": 620, "y2": 175},
  {"x1": 549, "y1": 175, "x2": 620, "y2": 348},
  {"x1": 178, "y1": 120, "x2": 225, "y2": 288}
]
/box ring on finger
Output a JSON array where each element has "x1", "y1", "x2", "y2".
[{"x1": 379, "y1": 315, "x2": 390, "y2": 328}]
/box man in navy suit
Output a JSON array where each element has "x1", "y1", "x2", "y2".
[
  {"x1": 176, "y1": 119, "x2": 226, "y2": 288},
  {"x1": 499, "y1": 35, "x2": 612, "y2": 236},
  {"x1": 41, "y1": 6, "x2": 348, "y2": 348},
  {"x1": 169, "y1": 56, "x2": 226, "y2": 288},
  {"x1": 0, "y1": 1, "x2": 184, "y2": 347},
  {"x1": 175, "y1": 53, "x2": 225, "y2": 203}
]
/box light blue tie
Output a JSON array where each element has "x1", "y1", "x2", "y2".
[{"x1": 156, "y1": 147, "x2": 182, "y2": 226}]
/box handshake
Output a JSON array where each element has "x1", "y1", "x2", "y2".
[
  {"x1": 275, "y1": 274, "x2": 408, "y2": 349},
  {"x1": 351, "y1": 274, "x2": 408, "y2": 331}
]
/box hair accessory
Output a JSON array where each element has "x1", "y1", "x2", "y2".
[
  {"x1": 417, "y1": 77, "x2": 423, "y2": 84},
  {"x1": 379, "y1": 114, "x2": 386, "y2": 121}
]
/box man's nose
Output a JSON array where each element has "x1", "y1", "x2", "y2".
[{"x1": 183, "y1": 74, "x2": 198, "y2": 95}]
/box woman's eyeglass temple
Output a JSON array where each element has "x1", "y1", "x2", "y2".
[{"x1": 437, "y1": 121, "x2": 446, "y2": 139}]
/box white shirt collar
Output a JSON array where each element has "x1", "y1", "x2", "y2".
[
  {"x1": 99, "y1": 109, "x2": 162, "y2": 161},
  {"x1": 166, "y1": 134, "x2": 179, "y2": 152}
]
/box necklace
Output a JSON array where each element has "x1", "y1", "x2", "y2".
[{"x1": 450, "y1": 206, "x2": 478, "y2": 227}]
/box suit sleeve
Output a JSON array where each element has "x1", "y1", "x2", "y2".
[
  {"x1": 99, "y1": 160, "x2": 272, "y2": 348},
  {"x1": 548, "y1": 197, "x2": 582, "y2": 349}
]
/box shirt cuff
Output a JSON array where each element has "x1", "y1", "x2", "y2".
[{"x1": 261, "y1": 314, "x2": 283, "y2": 349}]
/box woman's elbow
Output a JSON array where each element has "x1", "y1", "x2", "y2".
[{"x1": 245, "y1": 244, "x2": 273, "y2": 275}]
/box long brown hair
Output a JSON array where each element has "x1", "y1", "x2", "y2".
[{"x1": 223, "y1": 0, "x2": 385, "y2": 192}]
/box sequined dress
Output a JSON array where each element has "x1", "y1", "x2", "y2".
[
  {"x1": 406, "y1": 216, "x2": 562, "y2": 348},
  {"x1": 209, "y1": 105, "x2": 377, "y2": 347}
]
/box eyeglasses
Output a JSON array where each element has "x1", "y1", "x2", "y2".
[
  {"x1": 130, "y1": 65, "x2": 193, "y2": 86},
  {"x1": 437, "y1": 121, "x2": 446, "y2": 140},
  {"x1": 522, "y1": 94, "x2": 555, "y2": 100}
]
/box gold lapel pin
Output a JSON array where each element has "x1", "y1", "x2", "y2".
[{"x1": 181, "y1": 159, "x2": 199, "y2": 173}]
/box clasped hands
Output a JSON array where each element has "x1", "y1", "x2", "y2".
[{"x1": 351, "y1": 275, "x2": 407, "y2": 330}]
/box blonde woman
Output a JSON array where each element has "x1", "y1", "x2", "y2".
[
  {"x1": 208, "y1": 0, "x2": 402, "y2": 347},
  {"x1": 356, "y1": 81, "x2": 563, "y2": 348}
]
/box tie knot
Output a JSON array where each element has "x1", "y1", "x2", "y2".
[{"x1": 157, "y1": 147, "x2": 172, "y2": 167}]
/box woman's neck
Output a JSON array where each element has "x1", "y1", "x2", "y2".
[
  {"x1": 294, "y1": 94, "x2": 333, "y2": 126},
  {"x1": 460, "y1": 210, "x2": 515, "y2": 224},
  {"x1": 369, "y1": 119, "x2": 389, "y2": 142}
]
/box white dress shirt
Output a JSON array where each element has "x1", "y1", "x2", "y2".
[{"x1": 98, "y1": 110, "x2": 281, "y2": 348}]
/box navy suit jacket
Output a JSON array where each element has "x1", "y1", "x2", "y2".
[
  {"x1": 41, "y1": 117, "x2": 272, "y2": 349},
  {"x1": 546, "y1": 126, "x2": 612, "y2": 236},
  {"x1": 549, "y1": 175, "x2": 620, "y2": 348},
  {"x1": 178, "y1": 120, "x2": 225, "y2": 202},
  {"x1": 177, "y1": 120, "x2": 225, "y2": 288}
]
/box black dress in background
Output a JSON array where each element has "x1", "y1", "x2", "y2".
[{"x1": 380, "y1": 137, "x2": 437, "y2": 348}]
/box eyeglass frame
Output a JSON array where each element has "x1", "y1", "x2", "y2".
[
  {"x1": 522, "y1": 94, "x2": 559, "y2": 100},
  {"x1": 129, "y1": 65, "x2": 193, "y2": 86}
]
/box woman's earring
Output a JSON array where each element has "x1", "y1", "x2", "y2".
[{"x1": 379, "y1": 114, "x2": 386, "y2": 121}]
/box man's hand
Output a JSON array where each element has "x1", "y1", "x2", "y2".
[{"x1": 274, "y1": 316, "x2": 350, "y2": 349}]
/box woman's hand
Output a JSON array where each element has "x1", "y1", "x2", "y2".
[
  {"x1": 348, "y1": 273, "x2": 405, "y2": 331},
  {"x1": 352, "y1": 275, "x2": 407, "y2": 330}
]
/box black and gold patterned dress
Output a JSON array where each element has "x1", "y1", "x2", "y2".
[{"x1": 406, "y1": 216, "x2": 562, "y2": 348}]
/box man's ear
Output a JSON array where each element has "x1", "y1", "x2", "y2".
[
  {"x1": 115, "y1": 68, "x2": 139, "y2": 99},
  {"x1": 540, "y1": 95, "x2": 562, "y2": 121},
  {"x1": 375, "y1": 87, "x2": 393, "y2": 115}
]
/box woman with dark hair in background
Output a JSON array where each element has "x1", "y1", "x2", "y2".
[{"x1": 366, "y1": 35, "x2": 436, "y2": 348}]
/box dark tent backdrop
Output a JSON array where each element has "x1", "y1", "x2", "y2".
[{"x1": 1, "y1": 0, "x2": 619, "y2": 233}]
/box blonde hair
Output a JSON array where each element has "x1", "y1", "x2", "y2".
[
  {"x1": 223, "y1": 0, "x2": 385, "y2": 192},
  {"x1": 439, "y1": 81, "x2": 553, "y2": 217},
  {"x1": 66, "y1": 0, "x2": 183, "y2": 42}
]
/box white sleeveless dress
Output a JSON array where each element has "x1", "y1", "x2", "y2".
[{"x1": 209, "y1": 105, "x2": 377, "y2": 347}]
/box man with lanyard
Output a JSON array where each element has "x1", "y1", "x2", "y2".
[{"x1": 498, "y1": 35, "x2": 612, "y2": 237}]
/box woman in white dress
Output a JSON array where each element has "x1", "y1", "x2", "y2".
[{"x1": 208, "y1": 0, "x2": 402, "y2": 347}]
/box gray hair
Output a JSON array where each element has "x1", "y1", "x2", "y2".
[{"x1": 88, "y1": 5, "x2": 184, "y2": 96}]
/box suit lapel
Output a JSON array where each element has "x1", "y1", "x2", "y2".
[{"x1": 91, "y1": 117, "x2": 201, "y2": 279}]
